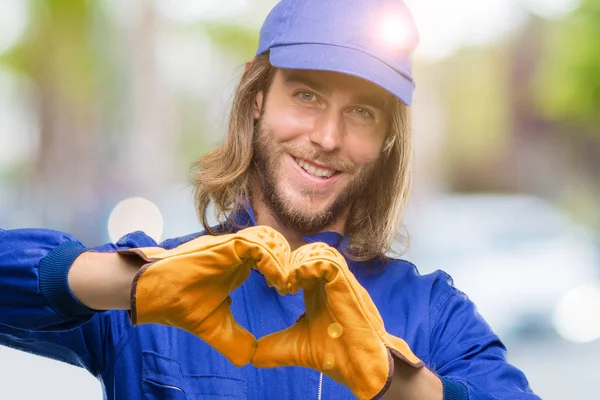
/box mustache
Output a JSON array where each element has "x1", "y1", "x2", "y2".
[
  {"x1": 283, "y1": 144, "x2": 357, "y2": 173},
  {"x1": 253, "y1": 120, "x2": 358, "y2": 173}
]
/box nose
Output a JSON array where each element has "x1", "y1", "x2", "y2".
[{"x1": 308, "y1": 111, "x2": 343, "y2": 152}]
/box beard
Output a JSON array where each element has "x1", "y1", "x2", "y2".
[{"x1": 251, "y1": 120, "x2": 379, "y2": 235}]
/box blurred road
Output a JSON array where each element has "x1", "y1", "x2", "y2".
[
  {"x1": 507, "y1": 337, "x2": 598, "y2": 399},
  {"x1": 0, "y1": 336, "x2": 592, "y2": 398}
]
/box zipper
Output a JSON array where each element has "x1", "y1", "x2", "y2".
[{"x1": 318, "y1": 372, "x2": 323, "y2": 400}]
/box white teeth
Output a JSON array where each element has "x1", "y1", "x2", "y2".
[{"x1": 296, "y1": 158, "x2": 335, "y2": 178}]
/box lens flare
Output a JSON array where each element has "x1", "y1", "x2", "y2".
[
  {"x1": 327, "y1": 323, "x2": 344, "y2": 339},
  {"x1": 322, "y1": 353, "x2": 336, "y2": 370},
  {"x1": 376, "y1": 13, "x2": 415, "y2": 52}
]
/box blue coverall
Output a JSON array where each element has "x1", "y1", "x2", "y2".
[{"x1": 0, "y1": 206, "x2": 540, "y2": 399}]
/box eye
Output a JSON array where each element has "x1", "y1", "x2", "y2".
[
  {"x1": 352, "y1": 107, "x2": 374, "y2": 118},
  {"x1": 296, "y1": 91, "x2": 317, "y2": 102}
]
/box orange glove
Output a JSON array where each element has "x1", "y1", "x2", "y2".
[
  {"x1": 119, "y1": 226, "x2": 290, "y2": 367},
  {"x1": 252, "y1": 242, "x2": 423, "y2": 400}
]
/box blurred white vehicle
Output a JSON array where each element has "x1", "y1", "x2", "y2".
[{"x1": 402, "y1": 194, "x2": 600, "y2": 342}]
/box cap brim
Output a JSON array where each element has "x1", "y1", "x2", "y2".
[{"x1": 269, "y1": 43, "x2": 414, "y2": 106}]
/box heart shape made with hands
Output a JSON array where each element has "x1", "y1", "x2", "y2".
[{"x1": 127, "y1": 225, "x2": 422, "y2": 400}]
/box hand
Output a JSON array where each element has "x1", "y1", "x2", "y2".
[
  {"x1": 120, "y1": 226, "x2": 291, "y2": 366},
  {"x1": 252, "y1": 242, "x2": 423, "y2": 400}
]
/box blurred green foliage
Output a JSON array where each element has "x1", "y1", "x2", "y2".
[
  {"x1": 203, "y1": 22, "x2": 259, "y2": 61},
  {"x1": 440, "y1": 44, "x2": 512, "y2": 164},
  {"x1": 0, "y1": 0, "x2": 103, "y2": 108},
  {"x1": 535, "y1": 0, "x2": 600, "y2": 136}
]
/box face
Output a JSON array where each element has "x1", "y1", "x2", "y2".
[{"x1": 252, "y1": 68, "x2": 392, "y2": 234}]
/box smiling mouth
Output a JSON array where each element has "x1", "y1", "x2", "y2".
[{"x1": 294, "y1": 157, "x2": 339, "y2": 179}]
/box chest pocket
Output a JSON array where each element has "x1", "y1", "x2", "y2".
[{"x1": 142, "y1": 351, "x2": 247, "y2": 399}]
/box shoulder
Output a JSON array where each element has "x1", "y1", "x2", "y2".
[
  {"x1": 356, "y1": 256, "x2": 457, "y2": 296},
  {"x1": 354, "y1": 256, "x2": 464, "y2": 317}
]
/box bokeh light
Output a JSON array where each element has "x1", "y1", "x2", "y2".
[
  {"x1": 107, "y1": 197, "x2": 164, "y2": 244},
  {"x1": 553, "y1": 284, "x2": 600, "y2": 344}
]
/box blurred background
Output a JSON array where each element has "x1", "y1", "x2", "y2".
[{"x1": 1, "y1": 0, "x2": 599, "y2": 398}]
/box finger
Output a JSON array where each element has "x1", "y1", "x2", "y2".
[
  {"x1": 291, "y1": 242, "x2": 331, "y2": 266},
  {"x1": 196, "y1": 299, "x2": 256, "y2": 367},
  {"x1": 237, "y1": 226, "x2": 290, "y2": 261},
  {"x1": 289, "y1": 257, "x2": 339, "y2": 294},
  {"x1": 288, "y1": 244, "x2": 332, "y2": 293},
  {"x1": 293, "y1": 245, "x2": 362, "y2": 296},
  {"x1": 290, "y1": 249, "x2": 371, "y2": 327},
  {"x1": 238, "y1": 226, "x2": 291, "y2": 293},
  {"x1": 291, "y1": 245, "x2": 347, "y2": 280},
  {"x1": 252, "y1": 316, "x2": 310, "y2": 368},
  {"x1": 254, "y1": 254, "x2": 290, "y2": 295}
]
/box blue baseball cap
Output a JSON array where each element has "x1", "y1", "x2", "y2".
[{"x1": 256, "y1": 0, "x2": 419, "y2": 106}]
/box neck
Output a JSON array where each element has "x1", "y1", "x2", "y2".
[{"x1": 250, "y1": 192, "x2": 348, "y2": 251}]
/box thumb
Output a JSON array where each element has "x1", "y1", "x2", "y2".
[
  {"x1": 252, "y1": 315, "x2": 310, "y2": 369},
  {"x1": 196, "y1": 299, "x2": 257, "y2": 367}
]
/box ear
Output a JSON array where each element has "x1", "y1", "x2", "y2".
[{"x1": 253, "y1": 91, "x2": 264, "y2": 120}]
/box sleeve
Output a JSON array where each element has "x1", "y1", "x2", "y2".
[
  {"x1": 429, "y1": 278, "x2": 541, "y2": 400},
  {"x1": 0, "y1": 228, "x2": 160, "y2": 375}
]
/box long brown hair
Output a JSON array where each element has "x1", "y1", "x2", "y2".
[{"x1": 193, "y1": 53, "x2": 413, "y2": 261}]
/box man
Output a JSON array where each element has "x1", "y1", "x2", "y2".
[{"x1": 0, "y1": 0, "x2": 539, "y2": 399}]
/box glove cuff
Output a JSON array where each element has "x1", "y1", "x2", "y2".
[
  {"x1": 370, "y1": 350, "x2": 396, "y2": 400},
  {"x1": 117, "y1": 249, "x2": 157, "y2": 325},
  {"x1": 383, "y1": 332, "x2": 424, "y2": 367},
  {"x1": 371, "y1": 347, "x2": 425, "y2": 400}
]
